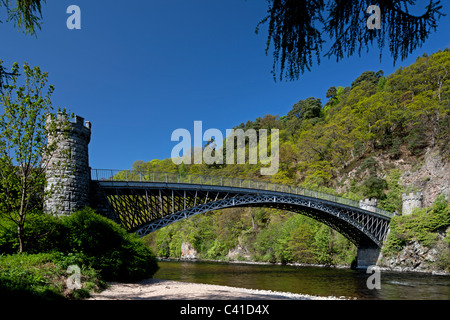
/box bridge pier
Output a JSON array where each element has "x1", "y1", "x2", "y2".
[{"x1": 356, "y1": 245, "x2": 380, "y2": 269}]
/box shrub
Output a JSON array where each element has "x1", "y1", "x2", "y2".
[
  {"x1": 61, "y1": 207, "x2": 159, "y2": 282},
  {"x1": 361, "y1": 176, "x2": 388, "y2": 200},
  {"x1": 0, "y1": 212, "x2": 66, "y2": 254},
  {"x1": 1, "y1": 207, "x2": 159, "y2": 283},
  {"x1": 0, "y1": 219, "x2": 19, "y2": 254},
  {"x1": 383, "y1": 194, "x2": 450, "y2": 256}
]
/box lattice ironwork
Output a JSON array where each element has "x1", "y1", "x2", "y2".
[
  {"x1": 96, "y1": 181, "x2": 392, "y2": 248},
  {"x1": 91, "y1": 169, "x2": 394, "y2": 218}
]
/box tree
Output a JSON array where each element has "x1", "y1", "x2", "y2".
[
  {"x1": 287, "y1": 97, "x2": 322, "y2": 120},
  {"x1": 323, "y1": 86, "x2": 345, "y2": 116},
  {"x1": 0, "y1": 0, "x2": 46, "y2": 35},
  {"x1": 287, "y1": 222, "x2": 315, "y2": 263},
  {"x1": 361, "y1": 176, "x2": 388, "y2": 199},
  {"x1": 0, "y1": 61, "x2": 19, "y2": 93},
  {"x1": 313, "y1": 224, "x2": 333, "y2": 265},
  {"x1": 351, "y1": 70, "x2": 384, "y2": 89},
  {"x1": 326, "y1": 86, "x2": 337, "y2": 101},
  {"x1": 257, "y1": 0, "x2": 444, "y2": 81},
  {"x1": 131, "y1": 160, "x2": 146, "y2": 177},
  {"x1": 178, "y1": 162, "x2": 188, "y2": 179},
  {"x1": 0, "y1": 61, "x2": 67, "y2": 253},
  {"x1": 0, "y1": 1, "x2": 47, "y2": 90},
  {"x1": 260, "y1": 114, "x2": 281, "y2": 130}
]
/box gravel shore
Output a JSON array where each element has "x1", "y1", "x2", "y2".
[{"x1": 88, "y1": 279, "x2": 346, "y2": 300}]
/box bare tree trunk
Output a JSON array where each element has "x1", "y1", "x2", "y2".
[
  {"x1": 17, "y1": 223, "x2": 24, "y2": 253},
  {"x1": 251, "y1": 208, "x2": 255, "y2": 231},
  {"x1": 18, "y1": 180, "x2": 27, "y2": 253}
]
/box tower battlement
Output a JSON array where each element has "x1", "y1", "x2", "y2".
[{"x1": 47, "y1": 112, "x2": 91, "y2": 140}]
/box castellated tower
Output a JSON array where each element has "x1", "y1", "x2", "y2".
[
  {"x1": 402, "y1": 192, "x2": 423, "y2": 215},
  {"x1": 359, "y1": 198, "x2": 378, "y2": 213},
  {"x1": 44, "y1": 113, "x2": 91, "y2": 216}
]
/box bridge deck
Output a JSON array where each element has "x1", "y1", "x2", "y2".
[
  {"x1": 91, "y1": 170, "x2": 393, "y2": 248},
  {"x1": 91, "y1": 169, "x2": 394, "y2": 219}
]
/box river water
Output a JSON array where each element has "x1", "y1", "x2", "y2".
[{"x1": 154, "y1": 260, "x2": 450, "y2": 300}]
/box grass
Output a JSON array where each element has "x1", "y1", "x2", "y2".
[{"x1": 0, "y1": 252, "x2": 105, "y2": 300}]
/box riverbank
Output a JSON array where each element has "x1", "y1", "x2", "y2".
[
  {"x1": 88, "y1": 279, "x2": 347, "y2": 300},
  {"x1": 159, "y1": 257, "x2": 351, "y2": 268},
  {"x1": 159, "y1": 257, "x2": 450, "y2": 275}
]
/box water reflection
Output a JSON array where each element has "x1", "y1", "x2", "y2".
[{"x1": 154, "y1": 260, "x2": 450, "y2": 300}]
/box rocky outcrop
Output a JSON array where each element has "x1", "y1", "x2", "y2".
[
  {"x1": 338, "y1": 146, "x2": 449, "y2": 210},
  {"x1": 180, "y1": 242, "x2": 198, "y2": 260},
  {"x1": 227, "y1": 243, "x2": 251, "y2": 261},
  {"x1": 378, "y1": 228, "x2": 449, "y2": 274},
  {"x1": 400, "y1": 148, "x2": 450, "y2": 208}
]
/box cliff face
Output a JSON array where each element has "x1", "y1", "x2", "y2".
[
  {"x1": 400, "y1": 148, "x2": 449, "y2": 208},
  {"x1": 339, "y1": 145, "x2": 449, "y2": 213}
]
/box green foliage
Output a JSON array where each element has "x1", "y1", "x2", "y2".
[
  {"x1": 285, "y1": 218, "x2": 315, "y2": 263},
  {"x1": 0, "y1": 208, "x2": 159, "y2": 283},
  {"x1": 0, "y1": 252, "x2": 102, "y2": 300},
  {"x1": 146, "y1": 209, "x2": 357, "y2": 266},
  {"x1": 61, "y1": 208, "x2": 159, "y2": 282},
  {"x1": 287, "y1": 97, "x2": 322, "y2": 121},
  {"x1": 0, "y1": 61, "x2": 72, "y2": 253},
  {"x1": 351, "y1": 70, "x2": 384, "y2": 89},
  {"x1": 0, "y1": 253, "x2": 66, "y2": 300},
  {"x1": 361, "y1": 176, "x2": 388, "y2": 200},
  {"x1": 0, "y1": 0, "x2": 46, "y2": 35},
  {"x1": 379, "y1": 169, "x2": 404, "y2": 213},
  {"x1": 377, "y1": 76, "x2": 387, "y2": 92},
  {"x1": 312, "y1": 224, "x2": 333, "y2": 265},
  {"x1": 257, "y1": 1, "x2": 444, "y2": 81},
  {"x1": 0, "y1": 212, "x2": 68, "y2": 255}
]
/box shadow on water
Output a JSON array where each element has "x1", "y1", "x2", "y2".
[{"x1": 154, "y1": 260, "x2": 450, "y2": 300}]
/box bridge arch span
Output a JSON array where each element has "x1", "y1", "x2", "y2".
[{"x1": 93, "y1": 181, "x2": 391, "y2": 249}]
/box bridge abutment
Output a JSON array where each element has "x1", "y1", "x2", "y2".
[
  {"x1": 89, "y1": 180, "x2": 119, "y2": 223},
  {"x1": 356, "y1": 245, "x2": 381, "y2": 269}
]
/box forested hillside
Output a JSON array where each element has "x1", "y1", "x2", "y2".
[{"x1": 130, "y1": 50, "x2": 450, "y2": 267}]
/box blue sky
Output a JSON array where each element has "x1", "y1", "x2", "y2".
[{"x1": 1, "y1": 0, "x2": 449, "y2": 170}]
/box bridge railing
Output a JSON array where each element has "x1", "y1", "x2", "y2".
[{"x1": 91, "y1": 169, "x2": 394, "y2": 218}]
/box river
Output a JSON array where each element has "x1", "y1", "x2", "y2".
[{"x1": 154, "y1": 260, "x2": 450, "y2": 300}]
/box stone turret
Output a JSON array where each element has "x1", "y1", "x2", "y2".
[
  {"x1": 402, "y1": 192, "x2": 423, "y2": 215},
  {"x1": 44, "y1": 113, "x2": 91, "y2": 216},
  {"x1": 359, "y1": 198, "x2": 377, "y2": 213}
]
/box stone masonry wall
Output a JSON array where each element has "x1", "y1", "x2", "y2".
[
  {"x1": 402, "y1": 192, "x2": 423, "y2": 216},
  {"x1": 359, "y1": 198, "x2": 377, "y2": 213},
  {"x1": 44, "y1": 113, "x2": 91, "y2": 216}
]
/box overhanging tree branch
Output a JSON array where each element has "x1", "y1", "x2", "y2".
[{"x1": 258, "y1": 0, "x2": 445, "y2": 81}]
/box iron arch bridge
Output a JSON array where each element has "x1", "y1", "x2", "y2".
[{"x1": 91, "y1": 170, "x2": 394, "y2": 249}]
